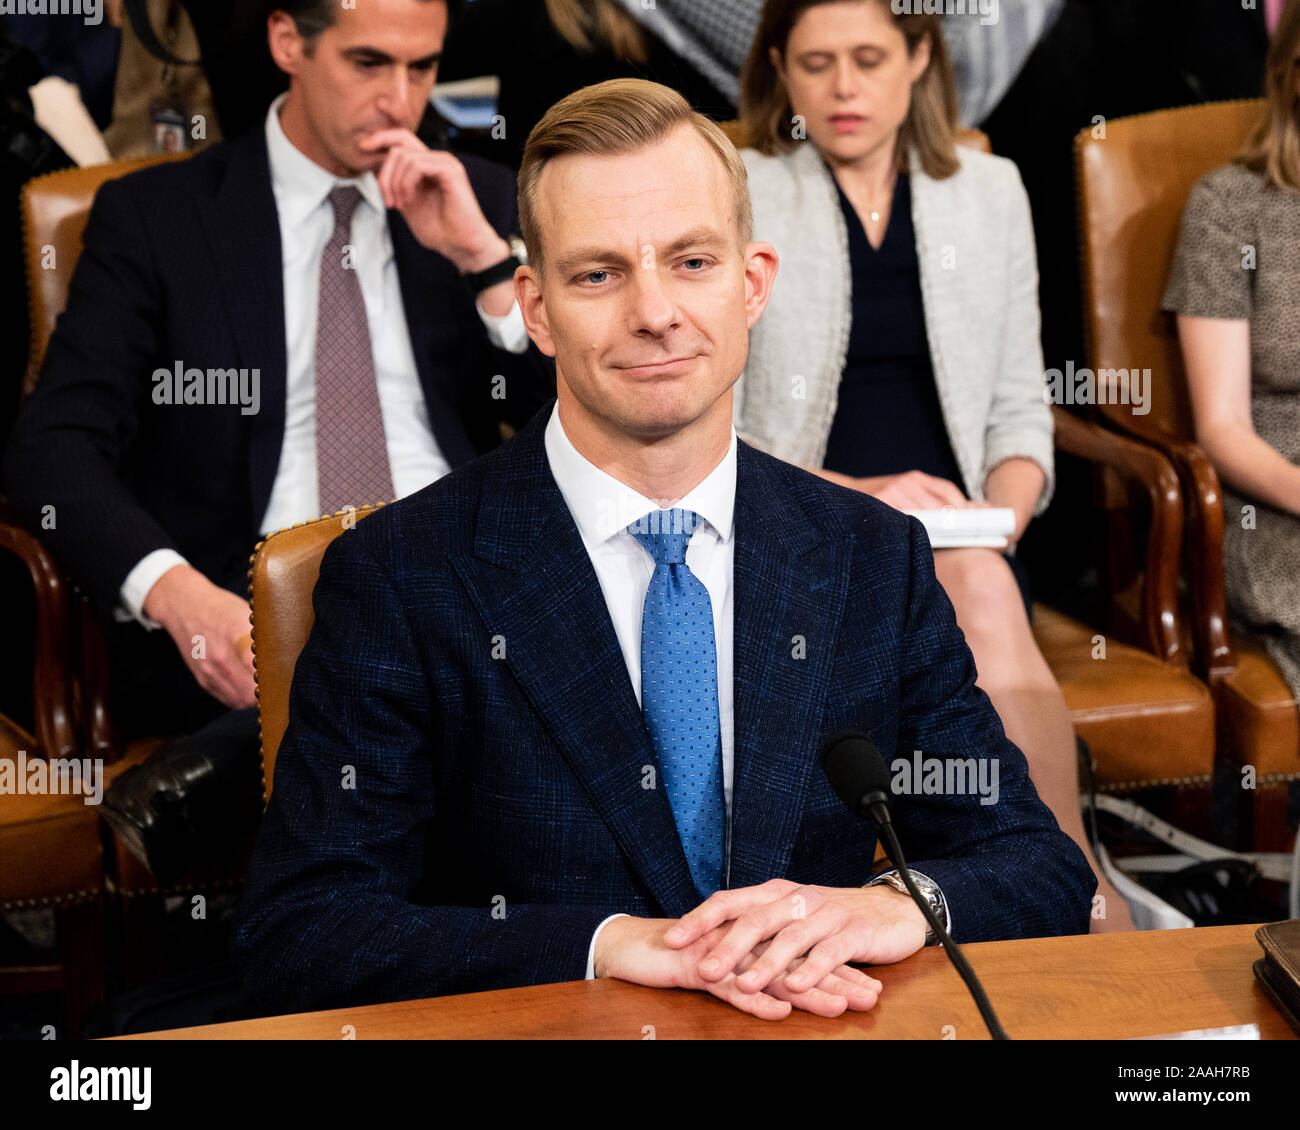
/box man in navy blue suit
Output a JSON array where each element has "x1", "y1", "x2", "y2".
[
  {"x1": 4, "y1": 0, "x2": 552, "y2": 881},
  {"x1": 232, "y1": 78, "x2": 1094, "y2": 1020}
]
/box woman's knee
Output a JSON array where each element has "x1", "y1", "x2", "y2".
[{"x1": 934, "y1": 549, "x2": 1027, "y2": 641}]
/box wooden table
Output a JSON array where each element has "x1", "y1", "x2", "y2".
[{"x1": 122, "y1": 922, "x2": 1295, "y2": 1040}]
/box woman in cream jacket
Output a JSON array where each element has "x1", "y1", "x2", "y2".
[{"x1": 736, "y1": 0, "x2": 1129, "y2": 930}]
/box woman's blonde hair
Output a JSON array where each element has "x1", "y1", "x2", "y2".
[
  {"x1": 738, "y1": 0, "x2": 959, "y2": 179},
  {"x1": 544, "y1": 0, "x2": 648, "y2": 63},
  {"x1": 518, "y1": 78, "x2": 753, "y2": 274},
  {"x1": 1236, "y1": 0, "x2": 1300, "y2": 190}
]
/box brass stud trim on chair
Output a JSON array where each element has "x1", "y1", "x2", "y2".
[
  {"x1": 1098, "y1": 773, "x2": 1215, "y2": 793},
  {"x1": 244, "y1": 501, "x2": 393, "y2": 807},
  {"x1": 116, "y1": 876, "x2": 247, "y2": 900},
  {"x1": 1, "y1": 888, "x2": 99, "y2": 912}
]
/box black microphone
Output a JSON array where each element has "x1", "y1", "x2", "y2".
[{"x1": 819, "y1": 730, "x2": 1009, "y2": 1040}]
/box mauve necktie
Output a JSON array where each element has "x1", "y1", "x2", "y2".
[
  {"x1": 315, "y1": 185, "x2": 395, "y2": 515},
  {"x1": 628, "y1": 507, "x2": 726, "y2": 898}
]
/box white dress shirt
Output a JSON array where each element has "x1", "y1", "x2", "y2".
[{"x1": 119, "y1": 91, "x2": 528, "y2": 626}]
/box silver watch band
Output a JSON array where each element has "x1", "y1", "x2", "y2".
[{"x1": 866, "y1": 869, "x2": 948, "y2": 946}]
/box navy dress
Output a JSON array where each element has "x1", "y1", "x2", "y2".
[{"x1": 823, "y1": 170, "x2": 1033, "y2": 616}]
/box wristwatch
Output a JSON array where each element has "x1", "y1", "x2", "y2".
[
  {"x1": 866, "y1": 869, "x2": 947, "y2": 946},
  {"x1": 462, "y1": 234, "x2": 528, "y2": 293}
]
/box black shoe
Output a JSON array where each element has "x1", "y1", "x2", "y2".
[
  {"x1": 99, "y1": 746, "x2": 220, "y2": 886},
  {"x1": 99, "y1": 708, "x2": 263, "y2": 887}
]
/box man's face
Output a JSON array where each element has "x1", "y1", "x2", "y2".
[
  {"x1": 270, "y1": 0, "x2": 445, "y2": 177},
  {"x1": 518, "y1": 123, "x2": 776, "y2": 444}
]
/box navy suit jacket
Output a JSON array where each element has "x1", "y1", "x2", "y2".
[
  {"x1": 231, "y1": 404, "x2": 1094, "y2": 1013},
  {"x1": 3, "y1": 128, "x2": 554, "y2": 617}
]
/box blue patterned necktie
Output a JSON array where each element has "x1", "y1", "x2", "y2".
[{"x1": 628, "y1": 507, "x2": 726, "y2": 898}]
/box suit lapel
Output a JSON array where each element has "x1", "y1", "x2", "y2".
[
  {"x1": 449, "y1": 415, "x2": 702, "y2": 918},
  {"x1": 196, "y1": 130, "x2": 287, "y2": 527},
  {"x1": 390, "y1": 221, "x2": 437, "y2": 399},
  {"x1": 390, "y1": 214, "x2": 479, "y2": 468},
  {"x1": 728, "y1": 445, "x2": 852, "y2": 889}
]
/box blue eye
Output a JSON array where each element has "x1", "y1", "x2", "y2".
[
  {"x1": 585, "y1": 270, "x2": 609, "y2": 285},
  {"x1": 683, "y1": 258, "x2": 706, "y2": 270}
]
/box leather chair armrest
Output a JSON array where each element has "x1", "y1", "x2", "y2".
[
  {"x1": 77, "y1": 592, "x2": 119, "y2": 762},
  {"x1": 0, "y1": 517, "x2": 78, "y2": 758},
  {"x1": 1095, "y1": 413, "x2": 1236, "y2": 684},
  {"x1": 1051, "y1": 406, "x2": 1184, "y2": 664},
  {"x1": 1138, "y1": 431, "x2": 1232, "y2": 684}
]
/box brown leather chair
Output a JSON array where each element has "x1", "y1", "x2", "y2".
[
  {"x1": 1050, "y1": 425, "x2": 1215, "y2": 794},
  {"x1": 249, "y1": 505, "x2": 388, "y2": 796},
  {"x1": 1039, "y1": 410, "x2": 1214, "y2": 794},
  {"x1": 1075, "y1": 100, "x2": 1299, "y2": 845},
  {"x1": 10, "y1": 153, "x2": 229, "y2": 988},
  {"x1": 18, "y1": 154, "x2": 195, "y2": 798},
  {"x1": 0, "y1": 523, "x2": 105, "y2": 1037},
  {"x1": 0, "y1": 156, "x2": 193, "y2": 1031},
  {"x1": 21, "y1": 153, "x2": 190, "y2": 389}
]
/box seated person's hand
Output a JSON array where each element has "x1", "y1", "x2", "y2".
[
  {"x1": 143, "y1": 563, "x2": 256, "y2": 710},
  {"x1": 595, "y1": 908, "x2": 883, "y2": 1020},
  {"x1": 362, "y1": 128, "x2": 509, "y2": 275},
  {"x1": 673, "y1": 877, "x2": 929, "y2": 990},
  {"x1": 857, "y1": 470, "x2": 984, "y2": 512}
]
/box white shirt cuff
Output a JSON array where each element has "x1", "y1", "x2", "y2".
[
  {"x1": 585, "y1": 912, "x2": 631, "y2": 980},
  {"x1": 476, "y1": 295, "x2": 529, "y2": 354},
  {"x1": 118, "y1": 548, "x2": 188, "y2": 630}
]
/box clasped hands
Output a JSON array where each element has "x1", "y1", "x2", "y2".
[{"x1": 594, "y1": 877, "x2": 930, "y2": 1021}]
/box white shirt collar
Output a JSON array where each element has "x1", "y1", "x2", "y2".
[
  {"x1": 544, "y1": 401, "x2": 736, "y2": 551},
  {"x1": 264, "y1": 91, "x2": 387, "y2": 226}
]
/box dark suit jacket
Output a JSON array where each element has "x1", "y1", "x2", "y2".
[
  {"x1": 2, "y1": 127, "x2": 554, "y2": 618},
  {"x1": 230, "y1": 404, "x2": 1095, "y2": 1014}
]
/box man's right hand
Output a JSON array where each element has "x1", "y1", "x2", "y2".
[
  {"x1": 593, "y1": 915, "x2": 883, "y2": 1020},
  {"x1": 143, "y1": 563, "x2": 256, "y2": 710}
]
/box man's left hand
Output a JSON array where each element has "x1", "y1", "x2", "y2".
[
  {"x1": 363, "y1": 128, "x2": 509, "y2": 273},
  {"x1": 663, "y1": 878, "x2": 931, "y2": 995}
]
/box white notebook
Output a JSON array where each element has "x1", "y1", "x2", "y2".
[{"x1": 904, "y1": 507, "x2": 1017, "y2": 549}]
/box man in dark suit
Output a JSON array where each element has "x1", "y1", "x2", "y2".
[
  {"x1": 232, "y1": 78, "x2": 1094, "y2": 1020},
  {"x1": 2, "y1": 0, "x2": 552, "y2": 881}
]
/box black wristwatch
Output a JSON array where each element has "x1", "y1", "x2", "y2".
[{"x1": 462, "y1": 235, "x2": 527, "y2": 293}]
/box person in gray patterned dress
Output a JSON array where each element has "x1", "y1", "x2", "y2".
[{"x1": 1163, "y1": 2, "x2": 1300, "y2": 702}]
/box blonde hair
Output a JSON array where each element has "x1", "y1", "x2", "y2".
[
  {"x1": 1236, "y1": 0, "x2": 1300, "y2": 191},
  {"x1": 544, "y1": 0, "x2": 648, "y2": 63},
  {"x1": 518, "y1": 78, "x2": 754, "y2": 273},
  {"x1": 738, "y1": 0, "x2": 959, "y2": 179}
]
